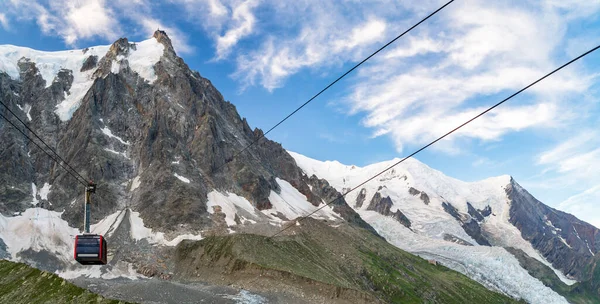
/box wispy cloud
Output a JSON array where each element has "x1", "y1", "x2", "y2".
[
  {"x1": 0, "y1": 0, "x2": 193, "y2": 54},
  {"x1": 559, "y1": 185, "x2": 600, "y2": 229},
  {"x1": 344, "y1": 0, "x2": 598, "y2": 154},
  {"x1": 168, "y1": 0, "x2": 260, "y2": 59},
  {"x1": 0, "y1": 13, "x2": 8, "y2": 30},
  {"x1": 216, "y1": 0, "x2": 600, "y2": 154},
  {"x1": 525, "y1": 130, "x2": 600, "y2": 225},
  {"x1": 536, "y1": 131, "x2": 600, "y2": 179},
  {"x1": 319, "y1": 133, "x2": 347, "y2": 144},
  {"x1": 232, "y1": 16, "x2": 389, "y2": 91},
  {"x1": 3, "y1": 0, "x2": 121, "y2": 46},
  {"x1": 215, "y1": 0, "x2": 259, "y2": 59}
]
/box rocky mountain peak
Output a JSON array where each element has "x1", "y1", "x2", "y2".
[
  {"x1": 0, "y1": 32, "x2": 373, "y2": 237},
  {"x1": 108, "y1": 37, "x2": 132, "y2": 56},
  {"x1": 153, "y1": 30, "x2": 176, "y2": 56}
]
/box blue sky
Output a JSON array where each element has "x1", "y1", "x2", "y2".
[{"x1": 1, "y1": 0, "x2": 600, "y2": 228}]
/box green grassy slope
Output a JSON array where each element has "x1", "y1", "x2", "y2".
[
  {"x1": 0, "y1": 260, "x2": 130, "y2": 304},
  {"x1": 175, "y1": 218, "x2": 520, "y2": 304}
]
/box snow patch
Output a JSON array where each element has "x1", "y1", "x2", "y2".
[
  {"x1": 101, "y1": 126, "x2": 130, "y2": 145},
  {"x1": 39, "y1": 183, "x2": 51, "y2": 200},
  {"x1": 558, "y1": 235, "x2": 572, "y2": 249},
  {"x1": 585, "y1": 241, "x2": 595, "y2": 256},
  {"x1": 207, "y1": 191, "x2": 258, "y2": 226},
  {"x1": 174, "y1": 173, "x2": 190, "y2": 183},
  {"x1": 129, "y1": 210, "x2": 202, "y2": 246},
  {"x1": 57, "y1": 261, "x2": 140, "y2": 280},
  {"x1": 30, "y1": 183, "x2": 38, "y2": 206},
  {"x1": 0, "y1": 38, "x2": 164, "y2": 122},
  {"x1": 264, "y1": 178, "x2": 339, "y2": 222},
  {"x1": 130, "y1": 175, "x2": 141, "y2": 192},
  {"x1": 221, "y1": 290, "x2": 267, "y2": 303},
  {"x1": 0, "y1": 208, "x2": 79, "y2": 263},
  {"x1": 289, "y1": 151, "x2": 578, "y2": 289},
  {"x1": 127, "y1": 39, "x2": 164, "y2": 83},
  {"x1": 110, "y1": 60, "x2": 120, "y2": 74},
  {"x1": 16, "y1": 103, "x2": 32, "y2": 121},
  {"x1": 104, "y1": 148, "x2": 129, "y2": 159},
  {"x1": 90, "y1": 210, "x2": 126, "y2": 237}
]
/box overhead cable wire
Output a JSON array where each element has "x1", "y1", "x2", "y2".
[
  {"x1": 0, "y1": 110, "x2": 87, "y2": 186},
  {"x1": 0, "y1": 99, "x2": 90, "y2": 185},
  {"x1": 1, "y1": 100, "x2": 129, "y2": 232},
  {"x1": 212, "y1": 0, "x2": 455, "y2": 173},
  {"x1": 270, "y1": 43, "x2": 600, "y2": 238}
]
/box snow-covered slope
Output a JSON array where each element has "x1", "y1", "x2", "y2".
[
  {"x1": 0, "y1": 38, "x2": 163, "y2": 121},
  {"x1": 289, "y1": 151, "x2": 572, "y2": 303}
]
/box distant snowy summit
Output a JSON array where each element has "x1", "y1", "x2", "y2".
[{"x1": 289, "y1": 151, "x2": 600, "y2": 304}]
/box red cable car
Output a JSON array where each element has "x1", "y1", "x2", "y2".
[
  {"x1": 74, "y1": 182, "x2": 108, "y2": 265},
  {"x1": 74, "y1": 234, "x2": 107, "y2": 265}
]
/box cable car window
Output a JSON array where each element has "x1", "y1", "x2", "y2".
[{"x1": 76, "y1": 238, "x2": 100, "y2": 253}]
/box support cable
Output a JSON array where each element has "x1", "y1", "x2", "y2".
[
  {"x1": 0, "y1": 111, "x2": 87, "y2": 187},
  {"x1": 270, "y1": 44, "x2": 600, "y2": 238},
  {"x1": 0, "y1": 99, "x2": 90, "y2": 185},
  {"x1": 212, "y1": 0, "x2": 455, "y2": 173}
]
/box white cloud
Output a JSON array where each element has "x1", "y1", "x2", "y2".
[
  {"x1": 3, "y1": 0, "x2": 119, "y2": 45},
  {"x1": 168, "y1": 0, "x2": 260, "y2": 59},
  {"x1": 222, "y1": 0, "x2": 598, "y2": 156},
  {"x1": 332, "y1": 19, "x2": 387, "y2": 52},
  {"x1": 384, "y1": 36, "x2": 443, "y2": 59},
  {"x1": 233, "y1": 15, "x2": 391, "y2": 91},
  {"x1": 527, "y1": 130, "x2": 600, "y2": 224},
  {"x1": 207, "y1": 0, "x2": 229, "y2": 17},
  {"x1": 1, "y1": 0, "x2": 193, "y2": 54},
  {"x1": 61, "y1": 0, "x2": 118, "y2": 45},
  {"x1": 204, "y1": 0, "x2": 599, "y2": 156},
  {"x1": 215, "y1": 0, "x2": 259, "y2": 59},
  {"x1": 341, "y1": 0, "x2": 598, "y2": 154},
  {"x1": 536, "y1": 131, "x2": 600, "y2": 178},
  {"x1": 559, "y1": 185, "x2": 600, "y2": 229},
  {"x1": 0, "y1": 13, "x2": 8, "y2": 29}
]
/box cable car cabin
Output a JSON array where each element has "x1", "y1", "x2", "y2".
[{"x1": 74, "y1": 234, "x2": 107, "y2": 265}]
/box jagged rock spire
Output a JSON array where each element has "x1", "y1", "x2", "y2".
[{"x1": 153, "y1": 30, "x2": 175, "y2": 55}]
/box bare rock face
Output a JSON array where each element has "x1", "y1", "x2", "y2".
[
  {"x1": 507, "y1": 178, "x2": 600, "y2": 281},
  {"x1": 408, "y1": 187, "x2": 430, "y2": 205},
  {"x1": 467, "y1": 202, "x2": 485, "y2": 222},
  {"x1": 367, "y1": 192, "x2": 411, "y2": 229},
  {"x1": 80, "y1": 55, "x2": 98, "y2": 72},
  {"x1": 442, "y1": 202, "x2": 490, "y2": 246},
  {"x1": 355, "y1": 188, "x2": 367, "y2": 209},
  {"x1": 443, "y1": 234, "x2": 474, "y2": 246}
]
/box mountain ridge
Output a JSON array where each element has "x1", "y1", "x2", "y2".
[{"x1": 289, "y1": 151, "x2": 599, "y2": 302}]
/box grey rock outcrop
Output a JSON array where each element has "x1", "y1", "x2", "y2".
[
  {"x1": 442, "y1": 202, "x2": 490, "y2": 246},
  {"x1": 355, "y1": 188, "x2": 367, "y2": 209},
  {"x1": 407, "y1": 187, "x2": 429, "y2": 205},
  {"x1": 367, "y1": 192, "x2": 411, "y2": 228}
]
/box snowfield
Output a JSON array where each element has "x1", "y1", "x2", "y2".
[{"x1": 205, "y1": 178, "x2": 340, "y2": 227}]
